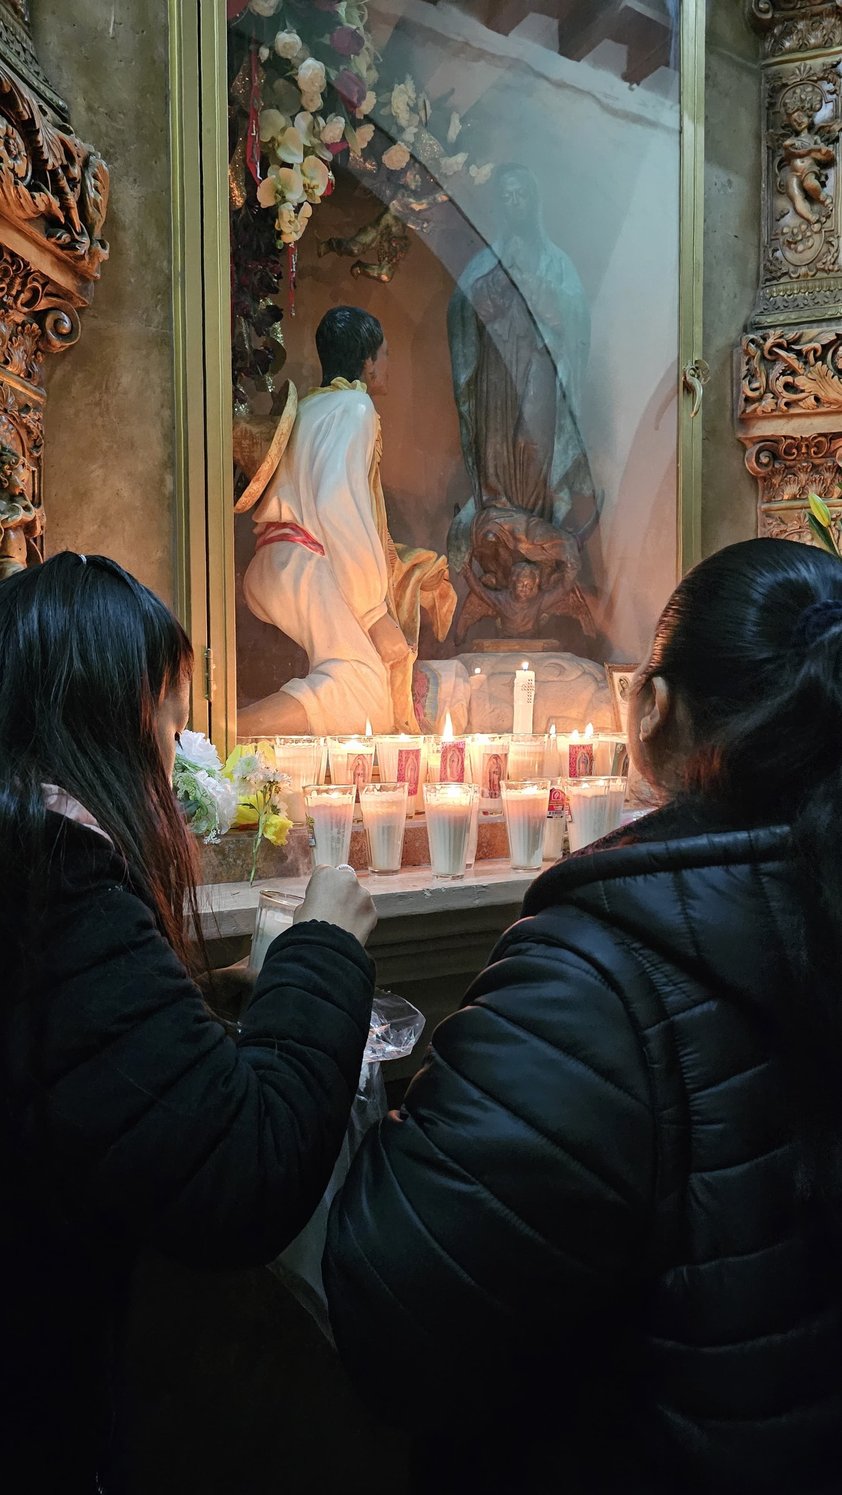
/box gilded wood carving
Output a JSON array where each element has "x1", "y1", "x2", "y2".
[
  {"x1": 0, "y1": 0, "x2": 108, "y2": 578},
  {"x1": 739, "y1": 2, "x2": 842, "y2": 544}
]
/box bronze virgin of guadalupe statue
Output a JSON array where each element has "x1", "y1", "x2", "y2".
[{"x1": 447, "y1": 164, "x2": 598, "y2": 645}]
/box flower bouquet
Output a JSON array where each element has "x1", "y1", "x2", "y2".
[{"x1": 174, "y1": 731, "x2": 292, "y2": 883}]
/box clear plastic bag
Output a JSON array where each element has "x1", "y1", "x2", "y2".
[{"x1": 270, "y1": 990, "x2": 425, "y2": 1338}]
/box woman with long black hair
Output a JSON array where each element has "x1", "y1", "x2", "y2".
[
  {"x1": 0, "y1": 551, "x2": 377, "y2": 1493},
  {"x1": 327, "y1": 538, "x2": 842, "y2": 1495}
]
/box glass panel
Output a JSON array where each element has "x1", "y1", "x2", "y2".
[{"x1": 226, "y1": 0, "x2": 681, "y2": 741}]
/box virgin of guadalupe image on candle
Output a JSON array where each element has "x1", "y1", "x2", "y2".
[
  {"x1": 236, "y1": 307, "x2": 456, "y2": 738},
  {"x1": 397, "y1": 748, "x2": 420, "y2": 800},
  {"x1": 441, "y1": 741, "x2": 466, "y2": 783},
  {"x1": 447, "y1": 164, "x2": 599, "y2": 647}
]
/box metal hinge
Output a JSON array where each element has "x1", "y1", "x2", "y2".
[{"x1": 202, "y1": 647, "x2": 214, "y2": 702}]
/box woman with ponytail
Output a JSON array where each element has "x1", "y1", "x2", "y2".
[
  {"x1": 0, "y1": 552, "x2": 377, "y2": 1494},
  {"x1": 327, "y1": 539, "x2": 842, "y2": 1495}
]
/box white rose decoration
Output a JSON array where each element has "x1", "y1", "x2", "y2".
[
  {"x1": 274, "y1": 29, "x2": 302, "y2": 60},
  {"x1": 383, "y1": 142, "x2": 411, "y2": 172},
  {"x1": 354, "y1": 122, "x2": 375, "y2": 151},
  {"x1": 297, "y1": 58, "x2": 326, "y2": 98},
  {"x1": 321, "y1": 114, "x2": 346, "y2": 146},
  {"x1": 358, "y1": 90, "x2": 376, "y2": 117},
  {"x1": 440, "y1": 151, "x2": 468, "y2": 177}
]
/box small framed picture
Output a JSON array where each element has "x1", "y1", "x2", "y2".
[{"x1": 605, "y1": 663, "x2": 637, "y2": 733}]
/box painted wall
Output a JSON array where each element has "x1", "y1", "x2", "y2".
[{"x1": 31, "y1": 0, "x2": 176, "y2": 605}]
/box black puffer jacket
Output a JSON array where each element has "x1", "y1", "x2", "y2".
[
  {"x1": 1, "y1": 815, "x2": 374, "y2": 1494},
  {"x1": 326, "y1": 800, "x2": 842, "y2": 1494}
]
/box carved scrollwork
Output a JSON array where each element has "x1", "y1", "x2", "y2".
[
  {"x1": 750, "y1": 1, "x2": 842, "y2": 58},
  {"x1": 744, "y1": 432, "x2": 842, "y2": 541},
  {"x1": 739, "y1": 327, "x2": 842, "y2": 417},
  {"x1": 0, "y1": 2, "x2": 108, "y2": 575},
  {"x1": 761, "y1": 60, "x2": 841, "y2": 293}
]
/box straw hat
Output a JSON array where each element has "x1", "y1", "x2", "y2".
[{"x1": 233, "y1": 379, "x2": 298, "y2": 514}]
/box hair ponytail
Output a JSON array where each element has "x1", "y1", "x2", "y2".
[{"x1": 643, "y1": 539, "x2": 842, "y2": 1207}]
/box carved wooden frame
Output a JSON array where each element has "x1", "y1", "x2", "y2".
[{"x1": 738, "y1": 1, "x2": 842, "y2": 543}]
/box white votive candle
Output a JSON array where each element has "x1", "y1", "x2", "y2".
[
  {"x1": 467, "y1": 733, "x2": 510, "y2": 815},
  {"x1": 423, "y1": 782, "x2": 477, "y2": 880},
  {"x1": 544, "y1": 721, "x2": 561, "y2": 779},
  {"x1": 375, "y1": 735, "x2": 423, "y2": 817},
  {"x1": 567, "y1": 724, "x2": 595, "y2": 778},
  {"x1": 304, "y1": 784, "x2": 356, "y2": 867},
  {"x1": 327, "y1": 735, "x2": 375, "y2": 813},
  {"x1": 544, "y1": 782, "x2": 568, "y2": 862},
  {"x1": 508, "y1": 734, "x2": 546, "y2": 782},
  {"x1": 272, "y1": 736, "x2": 324, "y2": 823},
  {"x1": 360, "y1": 782, "x2": 408, "y2": 874},
  {"x1": 564, "y1": 775, "x2": 627, "y2": 853},
  {"x1": 501, "y1": 779, "x2": 551, "y2": 871},
  {"x1": 249, "y1": 889, "x2": 305, "y2": 973}
]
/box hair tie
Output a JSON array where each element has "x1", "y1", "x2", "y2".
[
  {"x1": 78, "y1": 553, "x2": 87, "y2": 565},
  {"x1": 791, "y1": 597, "x2": 842, "y2": 650}
]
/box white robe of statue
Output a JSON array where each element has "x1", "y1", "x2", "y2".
[{"x1": 242, "y1": 386, "x2": 393, "y2": 735}]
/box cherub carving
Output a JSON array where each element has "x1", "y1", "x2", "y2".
[
  {"x1": 457, "y1": 556, "x2": 595, "y2": 645},
  {"x1": 775, "y1": 105, "x2": 839, "y2": 224}
]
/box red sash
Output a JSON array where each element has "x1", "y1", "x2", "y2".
[{"x1": 256, "y1": 521, "x2": 325, "y2": 557}]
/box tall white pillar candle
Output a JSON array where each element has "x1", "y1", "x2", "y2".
[{"x1": 513, "y1": 661, "x2": 536, "y2": 735}]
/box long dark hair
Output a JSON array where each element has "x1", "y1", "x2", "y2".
[
  {"x1": 0, "y1": 552, "x2": 200, "y2": 972},
  {"x1": 640, "y1": 537, "x2": 842, "y2": 1203}
]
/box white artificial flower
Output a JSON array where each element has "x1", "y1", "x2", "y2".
[
  {"x1": 321, "y1": 113, "x2": 346, "y2": 145},
  {"x1": 256, "y1": 165, "x2": 281, "y2": 207},
  {"x1": 301, "y1": 154, "x2": 330, "y2": 201},
  {"x1": 383, "y1": 142, "x2": 411, "y2": 171},
  {"x1": 470, "y1": 162, "x2": 494, "y2": 185},
  {"x1": 297, "y1": 57, "x2": 326, "y2": 98},
  {"x1": 277, "y1": 165, "x2": 305, "y2": 203},
  {"x1": 447, "y1": 111, "x2": 462, "y2": 144},
  {"x1": 259, "y1": 45, "x2": 270, "y2": 63},
  {"x1": 248, "y1": 0, "x2": 280, "y2": 15},
  {"x1": 300, "y1": 90, "x2": 324, "y2": 114},
  {"x1": 274, "y1": 29, "x2": 303, "y2": 60},
  {"x1": 195, "y1": 770, "x2": 238, "y2": 832},
  {"x1": 295, "y1": 112, "x2": 333, "y2": 160},
  {"x1": 401, "y1": 124, "x2": 418, "y2": 146},
  {"x1": 354, "y1": 121, "x2": 375, "y2": 150},
  {"x1": 276, "y1": 125, "x2": 305, "y2": 164},
  {"x1": 176, "y1": 730, "x2": 222, "y2": 772},
  {"x1": 277, "y1": 201, "x2": 312, "y2": 244},
  {"x1": 259, "y1": 108, "x2": 287, "y2": 143},
  {"x1": 440, "y1": 151, "x2": 468, "y2": 177},
  {"x1": 358, "y1": 90, "x2": 376, "y2": 117},
  {"x1": 390, "y1": 82, "x2": 415, "y2": 131}
]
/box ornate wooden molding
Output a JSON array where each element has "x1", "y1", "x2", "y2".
[
  {"x1": 738, "y1": 2, "x2": 842, "y2": 542},
  {"x1": 0, "y1": 0, "x2": 108, "y2": 579}
]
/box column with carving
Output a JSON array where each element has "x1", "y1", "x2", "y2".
[
  {"x1": 0, "y1": 0, "x2": 108, "y2": 578},
  {"x1": 738, "y1": 1, "x2": 842, "y2": 545}
]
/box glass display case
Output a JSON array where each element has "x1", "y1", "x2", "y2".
[{"x1": 170, "y1": 0, "x2": 706, "y2": 751}]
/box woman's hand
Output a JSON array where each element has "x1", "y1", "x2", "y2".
[{"x1": 294, "y1": 865, "x2": 378, "y2": 947}]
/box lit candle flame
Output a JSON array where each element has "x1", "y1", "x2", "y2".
[
  {"x1": 521, "y1": 660, "x2": 530, "y2": 671},
  {"x1": 474, "y1": 667, "x2": 481, "y2": 676},
  {"x1": 365, "y1": 719, "x2": 372, "y2": 737},
  {"x1": 549, "y1": 722, "x2": 557, "y2": 740},
  {"x1": 585, "y1": 722, "x2": 594, "y2": 739},
  {"x1": 443, "y1": 711, "x2": 454, "y2": 741}
]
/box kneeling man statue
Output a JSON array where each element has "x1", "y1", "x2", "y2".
[{"x1": 238, "y1": 307, "x2": 455, "y2": 737}]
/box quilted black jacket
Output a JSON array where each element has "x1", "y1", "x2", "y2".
[
  {"x1": 1, "y1": 815, "x2": 374, "y2": 1494},
  {"x1": 326, "y1": 800, "x2": 842, "y2": 1495}
]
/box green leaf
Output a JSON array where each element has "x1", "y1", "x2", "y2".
[
  {"x1": 808, "y1": 491, "x2": 833, "y2": 528},
  {"x1": 807, "y1": 512, "x2": 842, "y2": 556}
]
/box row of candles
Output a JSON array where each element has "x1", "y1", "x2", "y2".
[{"x1": 255, "y1": 719, "x2": 629, "y2": 879}]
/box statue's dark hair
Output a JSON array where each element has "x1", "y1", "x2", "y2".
[
  {"x1": 316, "y1": 305, "x2": 383, "y2": 385},
  {"x1": 0, "y1": 552, "x2": 201, "y2": 978},
  {"x1": 639, "y1": 537, "x2": 842, "y2": 1206}
]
